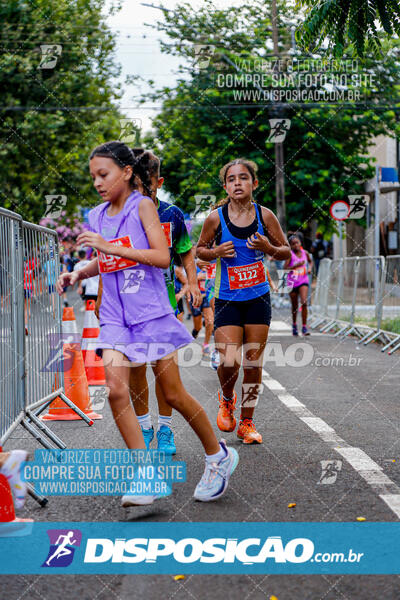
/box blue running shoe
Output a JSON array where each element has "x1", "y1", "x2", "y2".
[
  {"x1": 193, "y1": 439, "x2": 239, "y2": 502},
  {"x1": 141, "y1": 426, "x2": 154, "y2": 450},
  {"x1": 157, "y1": 425, "x2": 176, "y2": 455}
]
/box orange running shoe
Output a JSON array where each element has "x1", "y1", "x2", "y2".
[
  {"x1": 217, "y1": 390, "x2": 237, "y2": 432},
  {"x1": 237, "y1": 419, "x2": 263, "y2": 444}
]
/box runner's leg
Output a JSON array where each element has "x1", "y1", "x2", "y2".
[
  {"x1": 103, "y1": 349, "x2": 146, "y2": 449},
  {"x1": 241, "y1": 324, "x2": 269, "y2": 420},
  {"x1": 152, "y1": 354, "x2": 219, "y2": 455},
  {"x1": 299, "y1": 285, "x2": 308, "y2": 326},
  {"x1": 214, "y1": 325, "x2": 243, "y2": 399}
]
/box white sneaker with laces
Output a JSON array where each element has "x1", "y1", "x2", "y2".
[{"x1": 193, "y1": 440, "x2": 239, "y2": 502}]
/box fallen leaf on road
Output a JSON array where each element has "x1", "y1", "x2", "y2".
[
  {"x1": 288, "y1": 503, "x2": 296, "y2": 508},
  {"x1": 356, "y1": 517, "x2": 366, "y2": 522},
  {"x1": 174, "y1": 575, "x2": 185, "y2": 581},
  {"x1": 270, "y1": 596, "x2": 279, "y2": 600}
]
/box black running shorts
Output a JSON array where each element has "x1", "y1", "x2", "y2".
[{"x1": 214, "y1": 292, "x2": 271, "y2": 329}]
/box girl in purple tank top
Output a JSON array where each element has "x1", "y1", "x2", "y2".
[
  {"x1": 284, "y1": 235, "x2": 313, "y2": 336},
  {"x1": 56, "y1": 141, "x2": 238, "y2": 507}
]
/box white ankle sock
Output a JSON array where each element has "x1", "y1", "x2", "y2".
[
  {"x1": 206, "y1": 445, "x2": 226, "y2": 463},
  {"x1": 137, "y1": 413, "x2": 152, "y2": 430},
  {"x1": 158, "y1": 415, "x2": 172, "y2": 431}
]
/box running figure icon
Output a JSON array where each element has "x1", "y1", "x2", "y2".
[{"x1": 46, "y1": 531, "x2": 77, "y2": 566}]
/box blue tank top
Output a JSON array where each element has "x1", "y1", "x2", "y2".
[{"x1": 214, "y1": 203, "x2": 270, "y2": 301}]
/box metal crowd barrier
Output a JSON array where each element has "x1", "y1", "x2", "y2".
[
  {"x1": 379, "y1": 255, "x2": 400, "y2": 354},
  {"x1": 0, "y1": 208, "x2": 25, "y2": 442},
  {"x1": 0, "y1": 208, "x2": 92, "y2": 447},
  {"x1": 310, "y1": 254, "x2": 400, "y2": 352}
]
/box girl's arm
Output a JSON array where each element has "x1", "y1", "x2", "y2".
[
  {"x1": 56, "y1": 259, "x2": 99, "y2": 295},
  {"x1": 306, "y1": 251, "x2": 313, "y2": 273},
  {"x1": 197, "y1": 211, "x2": 236, "y2": 260},
  {"x1": 175, "y1": 266, "x2": 189, "y2": 301},
  {"x1": 247, "y1": 207, "x2": 291, "y2": 260},
  {"x1": 180, "y1": 248, "x2": 202, "y2": 307},
  {"x1": 77, "y1": 198, "x2": 170, "y2": 269}
]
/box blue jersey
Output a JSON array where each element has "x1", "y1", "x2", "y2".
[
  {"x1": 214, "y1": 203, "x2": 270, "y2": 301},
  {"x1": 157, "y1": 199, "x2": 192, "y2": 309}
]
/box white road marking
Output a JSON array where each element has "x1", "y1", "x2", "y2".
[
  {"x1": 263, "y1": 367, "x2": 400, "y2": 520},
  {"x1": 269, "y1": 320, "x2": 291, "y2": 331}
]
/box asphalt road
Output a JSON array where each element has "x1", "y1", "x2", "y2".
[{"x1": 2, "y1": 288, "x2": 400, "y2": 599}]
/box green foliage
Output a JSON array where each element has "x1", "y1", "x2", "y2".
[
  {"x1": 143, "y1": 0, "x2": 400, "y2": 234},
  {"x1": 0, "y1": 0, "x2": 124, "y2": 222},
  {"x1": 296, "y1": 0, "x2": 400, "y2": 57}
]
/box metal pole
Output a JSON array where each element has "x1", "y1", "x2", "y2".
[
  {"x1": 271, "y1": 0, "x2": 286, "y2": 231},
  {"x1": 339, "y1": 221, "x2": 343, "y2": 260},
  {"x1": 375, "y1": 165, "x2": 380, "y2": 304}
]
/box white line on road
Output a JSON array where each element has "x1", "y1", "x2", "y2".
[{"x1": 262, "y1": 368, "x2": 400, "y2": 519}]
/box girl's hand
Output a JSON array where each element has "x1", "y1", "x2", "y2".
[
  {"x1": 188, "y1": 283, "x2": 202, "y2": 308},
  {"x1": 246, "y1": 232, "x2": 270, "y2": 253},
  {"x1": 215, "y1": 241, "x2": 236, "y2": 258},
  {"x1": 77, "y1": 232, "x2": 110, "y2": 254},
  {"x1": 56, "y1": 271, "x2": 79, "y2": 295}
]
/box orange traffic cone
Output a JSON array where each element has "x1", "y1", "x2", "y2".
[
  {"x1": 0, "y1": 474, "x2": 33, "y2": 535},
  {"x1": 82, "y1": 300, "x2": 106, "y2": 385},
  {"x1": 42, "y1": 307, "x2": 102, "y2": 421}
]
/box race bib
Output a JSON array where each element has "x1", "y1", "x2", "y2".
[
  {"x1": 198, "y1": 277, "x2": 206, "y2": 293},
  {"x1": 206, "y1": 263, "x2": 216, "y2": 280},
  {"x1": 161, "y1": 222, "x2": 172, "y2": 248},
  {"x1": 227, "y1": 261, "x2": 266, "y2": 290},
  {"x1": 98, "y1": 235, "x2": 137, "y2": 274},
  {"x1": 293, "y1": 266, "x2": 307, "y2": 278}
]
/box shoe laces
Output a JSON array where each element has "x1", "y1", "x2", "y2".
[
  {"x1": 199, "y1": 462, "x2": 220, "y2": 488},
  {"x1": 240, "y1": 418, "x2": 256, "y2": 432},
  {"x1": 219, "y1": 393, "x2": 235, "y2": 411},
  {"x1": 158, "y1": 429, "x2": 172, "y2": 442}
]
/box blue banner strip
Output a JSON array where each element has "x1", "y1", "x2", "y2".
[{"x1": 0, "y1": 522, "x2": 399, "y2": 574}]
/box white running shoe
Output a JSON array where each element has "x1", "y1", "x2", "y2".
[
  {"x1": 193, "y1": 440, "x2": 239, "y2": 502},
  {"x1": 121, "y1": 494, "x2": 158, "y2": 507},
  {"x1": 211, "y1": 349, "x2": 220, "y2": 370}
]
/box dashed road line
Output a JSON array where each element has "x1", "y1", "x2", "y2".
[{"x1": 262, "y1": 368, "x2": 400, "y2": 519}]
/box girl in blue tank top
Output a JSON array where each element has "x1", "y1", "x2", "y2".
[
  {"x1": 215, "y1": 202, "x2": 270, "y2": 301},
  {"x1": 197, "y1": 158, "x2": 290, "y2": 445}
]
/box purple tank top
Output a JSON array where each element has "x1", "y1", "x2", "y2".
[
  {"x1": 88, "y1": 191, "x2": 172, "y2": 327},
  {"x1": 287, "y1": 248, "x2": 309, "y2": 288}
]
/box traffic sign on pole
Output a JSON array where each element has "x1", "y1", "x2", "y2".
[{"x1": 330, "y1": 200, "x2": 350, "y2": 221}]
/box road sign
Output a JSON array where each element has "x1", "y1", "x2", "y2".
[
  {"x1": 347, "y1": 195, "x2": 369, "y2": 219},
  {"x1": 330, "y1": 200, "x2": 350, "y2": 221}
]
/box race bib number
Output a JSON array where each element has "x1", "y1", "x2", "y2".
[
  {"x1": 98, "y1": 235, "x2": 137, "y2": 274},
  {"x1": 227, "y1": 261, "x2": 266, "y2": 290},
  {"x1": 206, "y1": 263, "x2": 216, "y2": 280},
  {"x1": 293, "y1": 266, "x2": 307, "y2": 278},
  {"x1": 161, "y1": 222, "x2": 172, "y2": 248}
]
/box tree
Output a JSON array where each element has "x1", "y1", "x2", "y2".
[
  {"x1": 0, "y1": 0, "x2": 124, "y2": 223},
  {"x1": 296, "y1": 0, "x2": 400, "y2": 57},
  {"x1": 143, "y1": 0, "x2": 400, "y2": 234}
]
